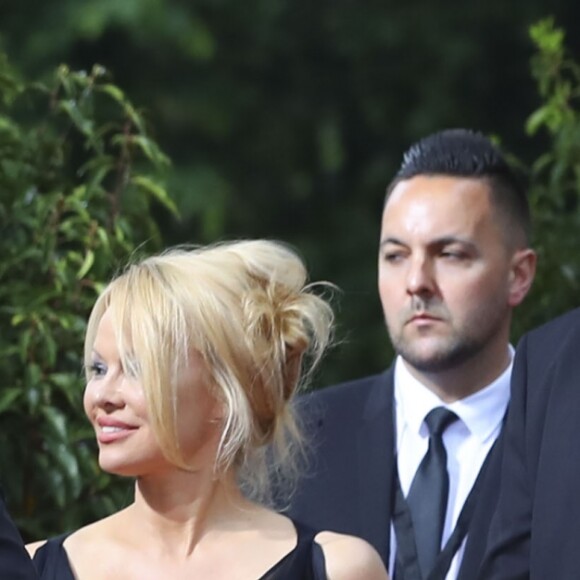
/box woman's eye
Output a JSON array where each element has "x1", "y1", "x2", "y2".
[{"x1": 89, "y1": 362, "x2": 107, "y2": 377}]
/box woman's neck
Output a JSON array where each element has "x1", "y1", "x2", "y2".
[{"x1": 125, "y1": 469, "x2": 254, "y2": 556}]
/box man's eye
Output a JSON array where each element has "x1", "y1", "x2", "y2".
[
  {"x1": 382, "y1": 252, "x2": 405, "y2": 263},
  {"x1": 441, "y1": 251, "x2": 468, "y2": 260}
]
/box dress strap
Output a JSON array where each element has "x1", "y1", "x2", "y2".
[
  {"x1": 291, "y1": 520, "x2": 327, "y2": 580},
  {"x1": 32, "y1": 533, "x2": 74, "y2": 580},
  {"x1": 257, "y1": 519, "x2": 327, "y2": 580},
  {"x1": 292, "y1": 520, "x2": 327, "y2": 580},
  {"x1": 310, "y1": 541, "x2": 326, "y2": 579}
]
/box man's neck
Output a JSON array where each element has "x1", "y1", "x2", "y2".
[{"x1": 401, "y1": 346, "x2": 512, "y2": 403}]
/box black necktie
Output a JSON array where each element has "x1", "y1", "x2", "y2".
[{"x1": 406, "y1": 407, "x2": 458, "y2": 579}]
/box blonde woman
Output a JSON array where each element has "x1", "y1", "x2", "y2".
[{"x1": 27, "y1": 241, "x2": 388, "y2": 580}]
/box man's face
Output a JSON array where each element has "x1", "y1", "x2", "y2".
[{"x1": 378, "y1": 175, "x2": 518, "y2": 373}]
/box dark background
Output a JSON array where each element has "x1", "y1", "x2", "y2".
[{"x1": 2, "y1": 0, "x2": 580, "y2": 385}]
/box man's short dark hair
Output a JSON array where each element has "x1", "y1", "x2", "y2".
[{"x1": 385, "y1": 128, "x2": 531, "y2": 246}]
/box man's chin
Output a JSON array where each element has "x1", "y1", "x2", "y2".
[
  {"x1": 399, "y1": 341, "x2": 482, "y2": 374},
  {"x1": 396, "y1": 341, "x2": 462, "y2": 373}
]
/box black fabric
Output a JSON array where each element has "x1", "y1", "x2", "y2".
[
  {"x1": 310, "y1": 541, "x2": 327, "y2": 579},
  {"x1": 392, "y1": 472, "x2": 423, "y2": 580},
  {"x1": 32, "y1": 519, "x2": 327, "y2": 580},
  {"x1": 260, "y1": 520, "x2": 327, "y2": 580},
  {"x1": 287, "y1": 371, "x2": 395, "y2": 563},
  {"x1": 0, "y1": 492, "x2": 38, "y2": 580},
  {"x1": 393, "y1": 433, "x2": 499, "y2": 580},
  {"x1": 31, "y1": 533, "x2": 71, "y2": 580},
  {"x1": 479, "y1": 307, "x2": 580, "y2": 579},
  {"x1": 405, "y1": 408, "x2": 458, "y2": 577},
  {"x1": 285, "y1": 370, "x2": 506, "y2": 580}
]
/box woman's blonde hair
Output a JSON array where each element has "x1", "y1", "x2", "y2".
[{"x1": 84, "y1": 240, "x2": 334, "y2": 501}]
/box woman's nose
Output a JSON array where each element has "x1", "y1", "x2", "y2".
[{"x1": 87, "y1": 374, "x2": 124, "y2": 411}]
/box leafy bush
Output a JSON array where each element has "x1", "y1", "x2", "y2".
[
  {"x1": 515, "y1": 18, "x2": 580, "y2": 334},
  {"x1": 0, "y1": 54, "x2": 175, "y2": 539}
]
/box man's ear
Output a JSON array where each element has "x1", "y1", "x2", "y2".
[{"x1": 508, "y1": 248, "x2": 537, "y2": 307}]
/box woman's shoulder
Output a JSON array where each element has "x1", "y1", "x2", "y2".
[
  {"x1": 65, "y1": 511, "x2": 127, "y2": 554},
  {"x1": 314, "y1": 530, "x2": 389, "y2": 580},
  {"x1": 26, "y1": 511, "x2": 123, "y2": 559},
  {"x1": 27, "y1": 512, "x2": 129, "y2": 579},
  {"x1": 27, "y1": 529, "x2": 77, "y2": 559},
  {"x1": 26, "y1": 532, "x2": 75, "y2": 579}
]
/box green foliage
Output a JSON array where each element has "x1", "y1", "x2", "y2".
[
  {"x1": 0, "y1": 54, "x2": 174, "y2": 539},
  {"x1": 3, "y1": 0, "x2": 580, "y2": 385},
  {"x1": 515, "y1": 18, "x2": 580, "y2": 334}
]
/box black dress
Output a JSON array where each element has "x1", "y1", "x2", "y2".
[{"x1": 32, "y1": 519, "x2": 326, "y2": 579}]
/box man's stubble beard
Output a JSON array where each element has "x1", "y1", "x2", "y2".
[
  {"x1": 390, "y1": 328, "x2": 488, "y2": 373},
  {"x1": 386, "y1": 295, "x2": 509, "y2": 373}
]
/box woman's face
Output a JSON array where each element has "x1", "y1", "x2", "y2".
[{"x1": 83, "y1": 308, "x2": 223, "y2": 478}]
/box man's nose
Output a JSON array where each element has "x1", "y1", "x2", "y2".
[{"x1": 406, "y1": 256, "x2": 436, "y2": 297}]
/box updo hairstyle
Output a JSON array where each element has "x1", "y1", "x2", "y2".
[{"x1": 84, "y1": 240, "x2": 334, "y2": 500}]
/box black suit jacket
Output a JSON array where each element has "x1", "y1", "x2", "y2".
[
  {"x1": 0, "y1": 493, "x2": 37, "y2": 579},
  {"x1": 287, "y1": 369, "x2": 504, "y2": 580},
  {"x1": 480, "y1": 307, "x2": 580, "y2": 579}
]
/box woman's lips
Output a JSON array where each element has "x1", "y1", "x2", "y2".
[{"x1": 96, "y1": 419, "x2": 137, "y2": 443}]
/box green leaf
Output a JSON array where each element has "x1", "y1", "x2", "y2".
[
  {"x1": 77, "y1": 250, "x2": 95, "y2": 279},
  {"x1": 131, "y1": 175, "x2": 178, "y2": 216},
  {"x1": 40, "y1": 406, "x2": 68, "y2": 441},
  {"x1": 58, "y1": 100, "x2": 95, "y2": 138},
  {"x1": 97, "y1": 83, "x2": 126, "y2": 104},
  {"x1": 526, "y1": 107, "x2": 549, "y2": 136},
  {"x1": 0, "y1": 388, "x2": 22, "y2": 414}
]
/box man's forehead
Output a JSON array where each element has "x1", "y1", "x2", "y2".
[
  {"x1": 384, "y1": 176, "x2": 492, "y2": 217},
  {"x1": 380, "y1": 176, "x2": 498, "y2": 244},
  {"x1": 386, "y1": 174, "x2": 492, "y2": 204}
]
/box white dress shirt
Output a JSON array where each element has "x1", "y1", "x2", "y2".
[{"x1": 388, "y1": 351, "x2": 512, "y2": 580}]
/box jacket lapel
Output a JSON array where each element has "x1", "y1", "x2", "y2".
[{"x1": 356, "y1": 368, "x2": 396, "y2": 563}]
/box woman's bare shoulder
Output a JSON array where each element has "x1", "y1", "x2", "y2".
[
  {"x1": 314, "y1": 531, "x2": 389, "y2": 580},
  {"x1": 25, "y1": 510, "x2": 124, "y2": 559}
]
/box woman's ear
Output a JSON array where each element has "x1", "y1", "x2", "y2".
[{"x1": 283, "y1": 349, "x2": 304, "y2": 400}]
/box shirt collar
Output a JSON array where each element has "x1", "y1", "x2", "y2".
[{"x1": 394, "y1": 346, "x2": 512, "y2": 444}]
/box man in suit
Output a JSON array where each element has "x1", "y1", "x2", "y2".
[
  {"x1": 0, "y1": 493, "x2": 37, "y2": 578},
  {"x1": 287, "y1": 129, "x2": 537, "y2": 579},
  {"x1": 479, "y1": 307, "x2": 580, "y2": 579}
]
